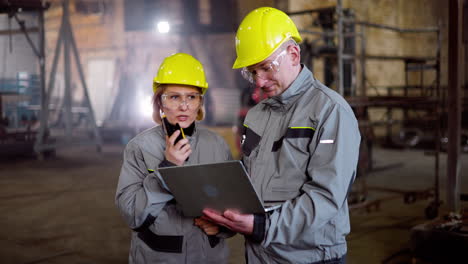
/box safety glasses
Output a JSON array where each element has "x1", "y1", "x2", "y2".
[
  {"x1": 240, "y1": 49, "x2": 287, "y2": 84},
  {"x1": 161, "y1": 92, "x2": 203, "y2": 109}
]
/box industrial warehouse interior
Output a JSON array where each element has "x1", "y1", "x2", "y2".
[{"x1": 0, "y1": 0, "x2": 467, "y2": 263}]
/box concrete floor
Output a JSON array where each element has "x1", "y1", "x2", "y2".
[{"x1": 0, "y1": 140, "x2": 467, "y2": 264}]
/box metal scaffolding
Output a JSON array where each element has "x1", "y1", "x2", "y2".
[
  {"x1": 0, "y1": 0, "x2": 102, "y2": 157},
  {"x1": 0, "y1": 0, "x2": 48, "y2": 157},
  {"x1": 35, "y1": 0, "x2": 102, "y2": 154},
  {"x1": 288, "y1": 1, "x2": 444, "y2": 219}
]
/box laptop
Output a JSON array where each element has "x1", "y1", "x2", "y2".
[{"x1": 158, "y1": 160, "x2": 280, "y2": 217}]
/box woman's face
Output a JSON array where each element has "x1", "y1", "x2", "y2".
[{"x1": 160, "y1": 85, "x2": 203, "y2": 128}]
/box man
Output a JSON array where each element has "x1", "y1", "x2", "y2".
[{"x1": 201, "y1": 7, "x2": 361, "y2": 264}]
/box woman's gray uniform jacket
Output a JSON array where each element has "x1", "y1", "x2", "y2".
[
  {"x1": 116, "y1": 125, "x2": 232, "y2": 264},
  {"x1": 241, "y1": 66, "x2": 361, "y2": 263}
]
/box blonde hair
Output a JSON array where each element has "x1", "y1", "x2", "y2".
[{"x1": 152, "y1": 84, "x2": 205, "y2": 124}]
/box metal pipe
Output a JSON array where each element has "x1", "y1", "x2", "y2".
[
  {"x1": 365, "y1": 55, "x2": 437, "y2": 61},
  {"x1": 298, "y1": 30, "x2": 363, "y2": 38},
  {"x1": 35, "y1": 7, "x2": 46, "y2": 154},
  {"x1": 447, "y1": 0, "x2": 463, "y2": 213},
  {"x1": 360, "y1": 23, "x2": 366, "y2": 96},
  {"x1": 62, "y1": 0, "x2": 73, "y2": 140},
  {"x1": 8, "y1": 14, "x2": 12, "y2": 52},
  {"x1": 0, "y1": 28, "x2": 39, "y2": 35},
  {"x1": 287, "y1": 7, "x2": 339, "y2": 16},
  {"x1": 336, "y1": 0, "x2": 344, "y2": 95},
  {"x1": 68, "y1": 18, "x2": 103, "y2": 151},
  {"x1": 434, "y1": 22, "x2": 442, "y2": 212},
  {"x1": 12, "y1": 13, "x2": 40, "y2": 57},
  {"x1": 35, "y1": 10, "x2": 65, "y2": 153},
  {"x1": 346, "y1": 20, "x2": 439, "y2": 33}
]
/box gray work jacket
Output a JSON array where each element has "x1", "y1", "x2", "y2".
[
  {"x1": 115, "y1": 124, "x2": 232, "y2": 264},
  {"x1": 241, "y1": 66, "x2": 361, "y2": 264}
]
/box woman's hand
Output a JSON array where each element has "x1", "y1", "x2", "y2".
[
  {"x1": 194, "y1": 217, "x2": 220, "y2": 236},
  {"x1": 165, "y1": 130, "x2": 191, "y2": 166}
]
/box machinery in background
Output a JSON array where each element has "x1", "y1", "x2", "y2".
[
  {"x1": 0, "y1": 72, "x2": 50, "y2": 158},
  {"x1": 0, "y1": 0, "x2": 56, "y2": 159},
  {"x1": 286, "y1": 4, "x2": 447, "y2": 220}
]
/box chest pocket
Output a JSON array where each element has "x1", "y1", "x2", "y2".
[
  {"x1": 272, "y1": 127, "x2": 315, "y2": 152},
  {"x1": 241, "y1": 125, "x2": 261, "y2": 156}
]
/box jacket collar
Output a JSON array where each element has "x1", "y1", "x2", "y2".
[
  {"x1": 162, "y1": 121, "x2": 197, "y2": 139},
  {"x1": 262, "y1": 65, "x2": 314, "y2": 111},
  {"x1": 182, "y1": 122, "x2": 196, "y2": 137}
]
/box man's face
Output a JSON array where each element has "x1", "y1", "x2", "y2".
[{"x1": 244, "y1": 45, "x2": 297, "y2": 98}]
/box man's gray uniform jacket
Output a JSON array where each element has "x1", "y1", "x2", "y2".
[
  {"x1": 116, "y1": 125, "x2": 232, "y2": 264},
  {"x1": 242, "y1": 66, "x2": 361, "y2": 264}
]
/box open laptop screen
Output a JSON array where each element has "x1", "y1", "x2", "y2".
[{"x1": 158, "y1": 160, "x2": 268, "y2": 217}]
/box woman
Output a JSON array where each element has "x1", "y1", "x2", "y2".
[{"x1": 116, "y1": 53, "x2": 233, "y2": 263}]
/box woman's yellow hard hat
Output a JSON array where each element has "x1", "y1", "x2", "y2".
[{"x1": 153, "y1": 53, "x2": 208, "y2": 94}]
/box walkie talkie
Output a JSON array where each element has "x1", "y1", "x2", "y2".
[{"x1": 161, "y1": 115, "x2": 185, "y2": 144}]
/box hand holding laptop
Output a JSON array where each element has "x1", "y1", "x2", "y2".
[
  {"x1": 201, "y1": 209, "x2": 254, "y2": 235},
  {"x1": 194, "y1": 217, "x2": 220, "y2": 235}
]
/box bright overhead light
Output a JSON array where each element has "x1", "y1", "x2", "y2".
[{"x1": 156, "y1": 21, "x2": 170, "y2": 33}]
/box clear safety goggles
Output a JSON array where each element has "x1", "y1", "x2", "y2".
[
  {"x1": 161, "y1": 92, "x2": 203, "y2": 109},
  {"x1": 240, "y1": 49, "x2": 287, "y2": 84}
]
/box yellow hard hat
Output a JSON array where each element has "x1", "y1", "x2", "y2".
[
  {"x1": 232, "y1": 7, "x2": 302, "y2": 69},
  {"x1": 153, "y1": 53, "x2": 209, "y2": 94}
]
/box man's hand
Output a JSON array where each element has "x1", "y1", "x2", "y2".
[
  {"x1": 194, "y1": 217, "x2": 219, "y2": 235},
  {"x1": 164, "y1": 130, "x2": 191, "y2": 166},
  {"x1": 202, "y1": 209, "x2": 254, "y2": 235}
]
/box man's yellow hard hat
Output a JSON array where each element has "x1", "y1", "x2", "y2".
[
  {"x1": 153, "y1": 53, "x2": 208, "y2": 94},
  {"x1": 232, "y1": 7, "x2": 302, "y2": 69}
]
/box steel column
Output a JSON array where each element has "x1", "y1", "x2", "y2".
[{"x1": 447, "y1": 0, "x2": 463, "y2": 213}]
